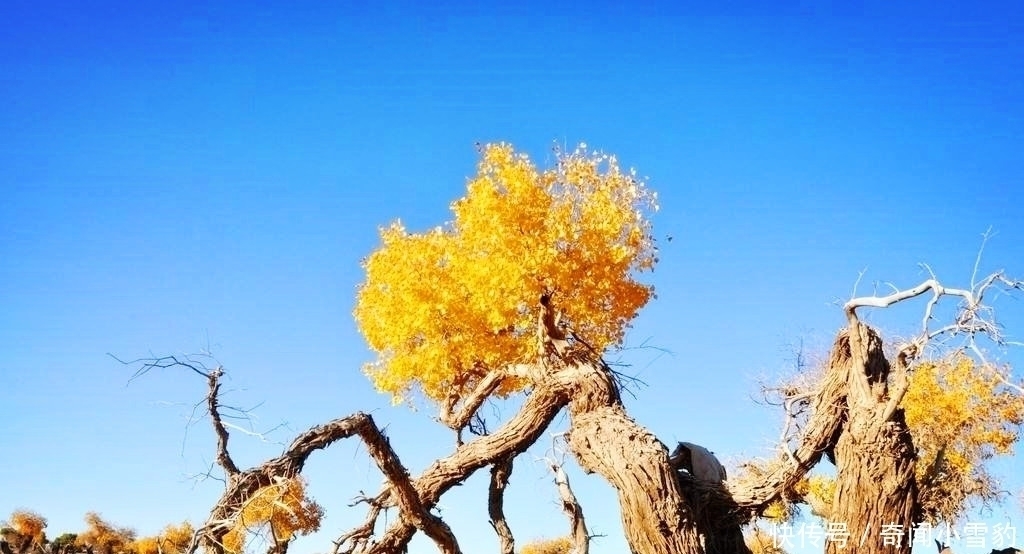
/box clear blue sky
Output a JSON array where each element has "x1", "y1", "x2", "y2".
[{"x1": 2, "y1": 1, "x2": 1023, "y2": 553}]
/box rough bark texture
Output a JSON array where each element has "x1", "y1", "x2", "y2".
[
  {"x1": 550, "y1": 461, "x2": 590, "y2": 554},
  {"x1": 825, "y1": 324, "x2": 918, "y2": 554},
  {"x1": 488, "y1": 457, "x2": 515, "y2": 554},
  {"x1": 670, "y1": 447, "x2": 751, "y2": 554},
  {"x1": 197, "y1": 412, "x2": 390, "y2": 554},
  {"x1": 677, "y1": 476, "x2": 752, "y2": 554},
  {"x1": 363, "y1": 384, "x2": 569, "y2": 554},
  {"x1": 828, "y1": 412, "x2": 917, "y2": 553},
  {"x1": 726, "y1": 364, "x2": 847, "y2": 509},
  {"x1": 139, "y1": 268, "x2": 1020, "y2": 554},
  {"x1": 562, "y1": 354, "x2": 705, "y2": 554}
]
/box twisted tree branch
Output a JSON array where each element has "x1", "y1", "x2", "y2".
[{"x1": 488, "y1": 457, "x2": 515, "y2": 554}]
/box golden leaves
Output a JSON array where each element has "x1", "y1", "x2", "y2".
[
  {"x1": 159, "y1": 522, "x2": 194, "y2": 553},
  {"x1": 222, "y1": 477, "x2": 323, "y2": 553},
  {"x1": 1, "y1": 510, "x2": 48, "y2": 551},
  {"x1": 0, "y1": 511, "x2": 192, "y2": 554},
  {"x1": 354, "y1": 142, "x2": 659, "y2": 403},
  {"x1": 131, "y1": 536, "x2": 161, "y2": 554},
  {"x1": 6, "y1": 510, "x2": 46, "y2": 544},
  {"x1": 76, "y1": 512, "x2": 136, "y2": 554},
  {"x1": 130, "y1": 521, "x2": 194, "y2": 554},
  {"x1": 903, "y1": 355, "x2": 1024, "y2": 522},
  {"x1": 760, "y1": 499, "x2": 794, "y2": 522},
  {"x1": 519, "y1": 536, "x2": 573, "y2": 554}
]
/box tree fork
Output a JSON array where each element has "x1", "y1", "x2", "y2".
[{"x1": 362, "y1": 381, "x2": 570, "y2": 554}]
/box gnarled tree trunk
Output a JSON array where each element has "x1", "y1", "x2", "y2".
[
  {"x1": 561, "y1": 355, "x2": 706, "y2": 554},
  {"x1": 825, "y1": 324, "x2": 918, "y2": 554}
]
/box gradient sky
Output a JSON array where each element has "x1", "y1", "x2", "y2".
[{"x1": 2, "y1": 2, "x2": 1023, "y2": 553}]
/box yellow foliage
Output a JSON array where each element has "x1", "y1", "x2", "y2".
[
  {"x1": 805, "y1": 474, "x2": 835, "y2": 502},
  {"x1": 761, "y1": 499, "x2": 794, "y2": 522},
  {"x1": 222, "y1": 477, "x2": 323, "y2": 553},
  {"x1": 902, "y1": 355, "x2": 1024, "y2": 520},
  {"x1": 1, "y1": 510, "x2": 48, "y2": 551},
  {"x1": 355, "y1": 143, "x2": 659, "y2": 403},
  {"x1": 129, "y1": 521, "x2": 193, "y2": 554},
  {"x1": 520, "y1": 536, "x2": 573, "y2": 554},
  {"x1": 76, "y1": 512, "x2": 136, "y2": 554},
  {"x1": 159, "y1": 521, "x2": 194, "y2": 552},
  {"x1": 6, "y1": 510, "x2": 47, "y2": 545},
  {"x1": 131, "y1": 536, "x2": 161, "y2": 554}
]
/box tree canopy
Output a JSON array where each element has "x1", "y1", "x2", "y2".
[
  {"x1": 1, "y1": 510, "x2": 47, "y2": 553},
  {"x1": 75, "y1": 513, "x2": 136, "y2": 554},
  {"x1": 354, "y1": 143, "x2": 658, "y2": 403}
]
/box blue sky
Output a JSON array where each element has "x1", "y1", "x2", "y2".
[{"x1": 2, "y1": 1, "x2": 1023, "y2": 553}]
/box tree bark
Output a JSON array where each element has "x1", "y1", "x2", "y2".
[
  {"x1": 827, "y1": 409, "x2": 917, "y2": 553},
  {"x1": 488, "y1": 457, "x2": 515, "y2": 554},
  {"x1": 549, "y1": 461, "x2": 590, "y2": 554},
  {"x1": 562, "y1": 356, "x2": 705, "y2": 554},
  {"x1": 365, "y1": 384, "x2": 569, "y2": 554},
  {"x1": 825, "y1": 324, "x2": 918, "y2": 554}
]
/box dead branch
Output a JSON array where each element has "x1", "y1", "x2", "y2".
[
  {"x1": 468, "y1": 410, "x2": 490, "y2": 437},
  {"x1": 845, "y1": 271, "x2": 1023, "y2": 348},
  {"x1": 124, "y1": 319, "x2": 571, "y2": 554},
  {"x1": 260, "y1": 369, "x2": 567, "y2": 554},
  {"x1": 487, "y1": 457, "x2": 515, "y2": 554},
  {"x1": 206, "y1": 366, "x2": 240, "y2": 476},
  {"x1": 777, "y1": 391, "x2": 816, "y2": 467},
  {"x1": 548, "y1": 460, "x2": 589, "y2": 554},
  {"x1": 360, "y1": 419, "x2": 462, "y2": 554},
  {"x1": 115, "y1": 354, "x2": 242, "y2": 477},
  {"x1": 844, "y1": 270, "x2": 1024, "y2": 421},
  {"x1": 333, "y1": 491, "x2": 391, "y2": 554},
  {"x1": 186, "y1": 412, "x2": 388, "y2": 554},
  {"x1": 727, "y1": 347, "x2": 848, "y2": 508},
  {"x1": 112, "y1": 353, "x2": 215, "y2": 382}
]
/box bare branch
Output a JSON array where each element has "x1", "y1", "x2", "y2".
[
  {"x1": 487, "y1": 457, "x2": 515, "y2": 554},
  {"x1": 334, "y1": 490, "x2": 392, "y2": 554},
  {"x1": 357, "y1": 416, "x2": 462, "y2": 554},
  {"x1": 967, "y1": 343, "x2": 1024, "y2": 395},
  {"x1": 111, "y1": 352, "x2": 216, "y2": 382},
  {"x1": 365, "y1": 381, "x2": 569, "y2": 554},
  {"x1": 851, "y1": 266, "x2": 869, "y2": 299},
  {"x1": 468, "y1": 410, "x2": 490, "y2": 438},
  {"x1": 778, "y1": 391, "x2": 816, "y2": 466},
  {"x1": 179, "y1": 364, "x2": 569, "y2": 554},
  {"x1": 206, "y1": 367, "x2": 241, "y2": 476},
  {"x1": 845, "y1": 278, "x2": 961, "y2": 325},
  {"x1": 117, "y1": 354, "x2": 242, "y2": 477},
  {"x1": 547, "y1": 459, "x2": 589, "y2": 554},
  {"x1": 727, "y1": 345, "x2": 848, "y2": 508},
  {"x1": 846, "y1": 272, "x2": 1023, "y2": 342},
  {"x1": 844, "y1": 270, "x2": 1024, "y2": 422},
  {"x1": 970, "y1": 227, "x2": 994, "y2": 289}
]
